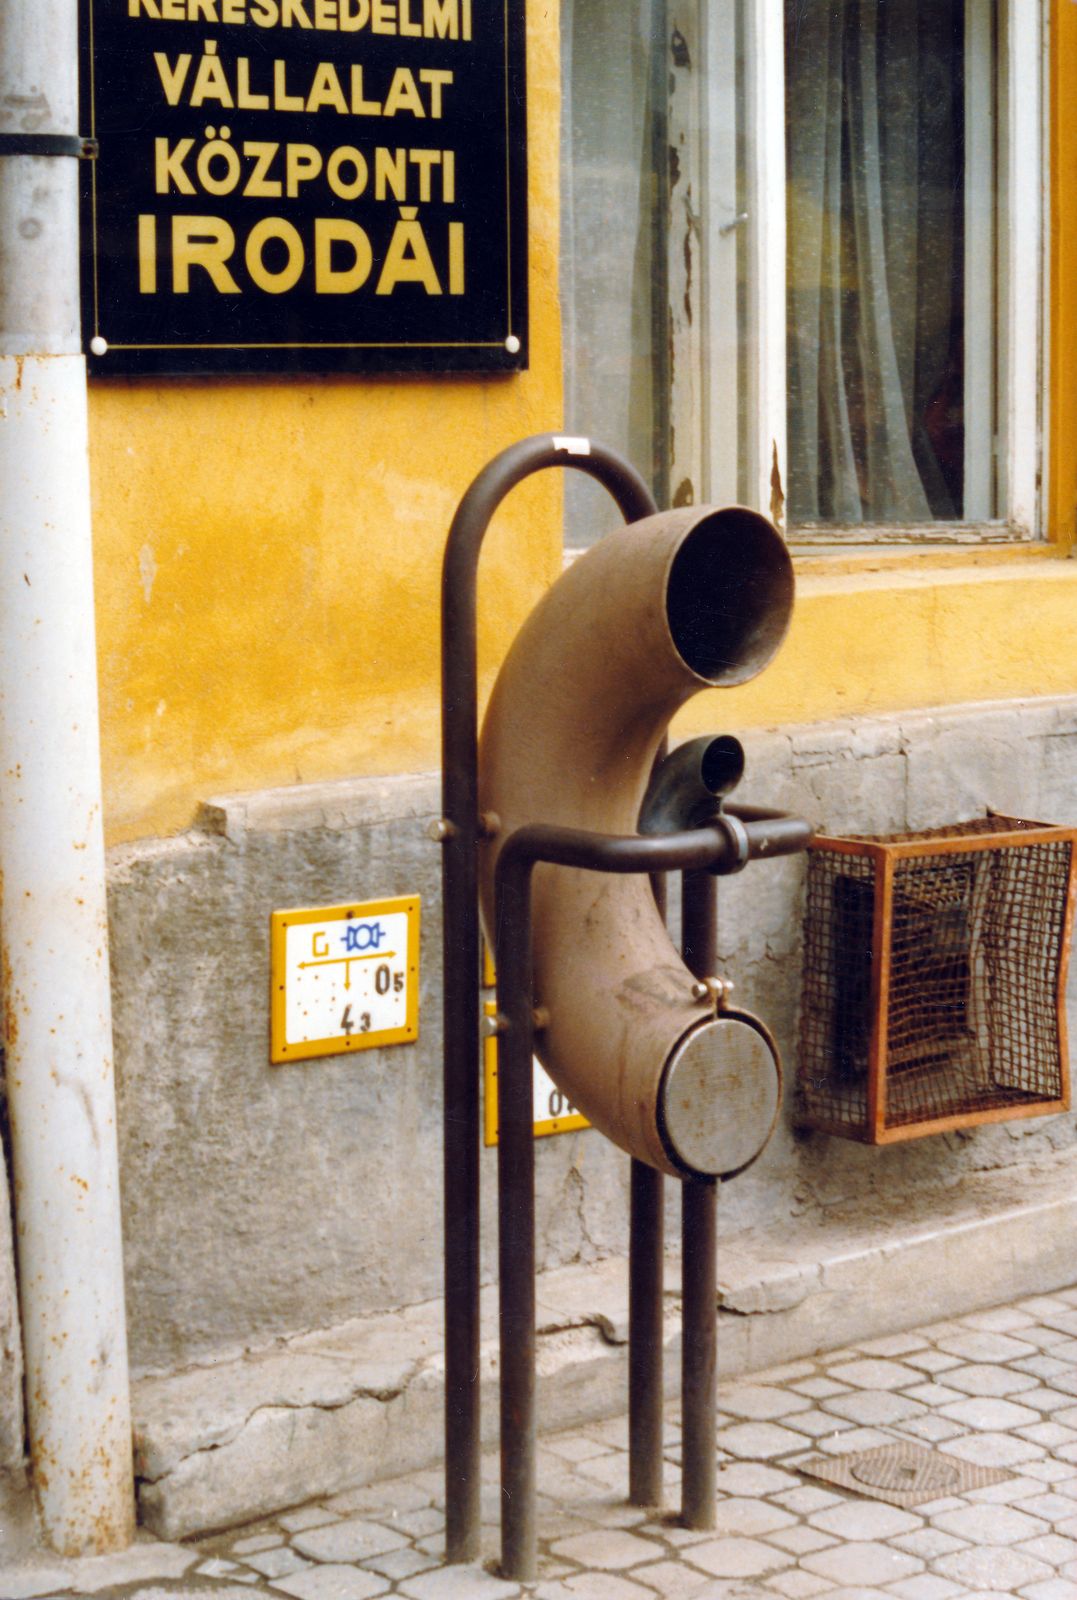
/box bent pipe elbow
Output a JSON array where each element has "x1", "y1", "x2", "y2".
[{"x1": 477, "y1": 506, "x2": 794, "y2": 1180}]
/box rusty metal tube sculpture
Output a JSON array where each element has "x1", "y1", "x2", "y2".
[{"x1": 478, "y1": 505, "x2": 794, "y2": 1181}]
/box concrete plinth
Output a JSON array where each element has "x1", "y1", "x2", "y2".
[{"x1": 133, "y1": 1149, "x2": 1076, "y2": 1538}]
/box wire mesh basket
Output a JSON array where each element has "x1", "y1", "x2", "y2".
[{"x1": 798, "y1": 815, "x2": 1076, "y2": 1142}]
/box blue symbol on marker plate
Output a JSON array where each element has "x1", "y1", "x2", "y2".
[{"x1": 343, "y1": 921, "x2": 386, "y2": 953}]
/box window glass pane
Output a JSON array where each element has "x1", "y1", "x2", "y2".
[
  {"x1": 560, "y1": 0, "x2": 666, "y2": 546},
  {"x1": 786, "y1": 0, "x2": 996, "y2": 526},
  {"x1": 561, "y1": 0, "x2": 1011, "y2": 544},
  {"x1": 561, "y1": 0, "x2": 747, "y2": 545}
]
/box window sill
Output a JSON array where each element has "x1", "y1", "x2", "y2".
[
  {"x1": 567, "y1": 537, "x2": 1071, "y2": 579},
  {"x1": 789, "y1": 539, "x2": 1068, "y2": 579},
  {"x1": 790, "y1": 522, "x2": 1021, "y2": 541}
]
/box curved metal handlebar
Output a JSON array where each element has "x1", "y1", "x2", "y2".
[{"x1": 439, "y1": 436, "x2": 655, "y2": 1565}]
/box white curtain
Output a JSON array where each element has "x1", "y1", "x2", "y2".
[{"x1": 786, "y1": 0, "x2": 964, "y2": 524}]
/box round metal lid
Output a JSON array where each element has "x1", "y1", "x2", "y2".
[
  {"x1": 660, "y1": 1014, "x2": 780, "y2": 1178},
  {"x1": 849, "y1": 1447, "x2": 963, "y2": 1496}
]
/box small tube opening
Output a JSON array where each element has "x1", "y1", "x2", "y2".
[
  {"x1": 666, "y1": 509, "x2": 794, "y2": 685},
  {"x1": 700, "y1": 735, "x2": 745, "y2": 798}
]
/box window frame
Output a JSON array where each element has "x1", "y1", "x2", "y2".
[{"x1": 669, "y1": 0, "x2": 1045, "y2": 545}]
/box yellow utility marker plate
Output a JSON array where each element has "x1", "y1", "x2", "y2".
[
  {"x1": 271, "y1": 896, "x2": 420, "y2": 1063},
  {"x1": 483, "y1": 1000, "x2": 589, "y2": 1145}
]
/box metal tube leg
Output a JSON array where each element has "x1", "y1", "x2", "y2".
[
  {"x1": 629, "y1": 1158, "x2": 665, "y2": 1506},
  {"x1": 629, "y1": 844, "x2": 667, "y2": 1508},
  {"x1": 499, "y1": 1126, "x2": 536, "y2": 1581},
  {"x1": 496, "y1": 860, "x2": 538, "y2": 1583},
  {"x1": 443, "y1": 1092, "x2": 481, "y2": 1560},
  {"x1": 681, "y1": 867, "x2": 717, "y2": 980},
  {"x1": 681, "y1": 1179, "x2": 718, "y2": 1528},
  {"x1": 680, "y1": 868, "x2": 718, "y2": 1529},
  {"x1": 442, "y1": 848, "x2": 481, "y2": 1563}
]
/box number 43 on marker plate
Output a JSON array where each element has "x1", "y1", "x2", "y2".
[{"x1": 270, "y1": 895, "x2": 420, "y2": 1062}]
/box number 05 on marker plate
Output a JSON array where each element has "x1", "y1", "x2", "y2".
[{"x1": 270, "y1": 897, "x2": 420, "y2": 1063}]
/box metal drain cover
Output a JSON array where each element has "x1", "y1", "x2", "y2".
[
  {"x1": 800, "y1": 1441, "x2": 1012, "y2": 1508},
  {"x1": 850, "y1": 1451, "x2": 962, "y2": 1495}
]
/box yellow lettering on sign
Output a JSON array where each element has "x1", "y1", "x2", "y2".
[
  {"x1": 374, "y1": 146, "x2": 406, "y2": 200},
  {"x1": 250, "y1": 0, "x2": 279, "y2": 22},
  {"x1": 327, "y1": 145, "x2": 368, "y2": 198},
  {"x1": 419, "y1": 68, "x2": 451, "y2": 118},
  {"x1": 155, "y1": 136, "x2": 196, "y2": 193},
  {"x1": 129, "y1": 0, "x2": 161, "y2": 16},
  {"x1": 138, "y1": 215, "x2": 157, "y2": 293},
  {"x1": 197, "y1": 135, "x2": 242, "y2": 194},
  {"x1": 246, "y1": 216, "x2": 305, "y2": 291},
  {"x1": 383, "y1": 67, "x2": 424, "y2": 117},
  {"x1": 350, "y1": 64, "x2": 380, "y2": 113},
  {"x1": 423, "y1": 0, "x2": 456, "y2": 38},
  {"x1": 408, "y1": 147, "x2": 440, "y2": 202},
  {"x1": 172, "y1": 215, "x2": 241, "y2": 292},
  {"x1": 371, "y1": 0, "x2": 395, "y2": 32},
  {"x1": 154, "y1": 52, "x2": 192, "y2": 105},
  {"x1": 188, "y1": 0, "x2": 219, "y2": 20},
  {"x1": 398, "y1": 0, "x2": 421, "y2": 35},
  {"x1": 237, "y1": 58, "x2": 270, "y2": 108},
  {"x1": 314, "y1": 0, "x2": 337, "y2": 25},
  {"x1": 274, "y1": 59, "x2": 305, "y2": 109},
  {"x1": 313, "y1": 931, "x2": 329, "y2": 956},
  {"x1": 339, "y1": 0, "x2": 369, "y2": 27},
  {"x1": 306, "y1": 62, "x2": 348, "y2": 112},
  {"x1": 190, "y1": 45, "x2": 234, "y2": 106},
  {"x1": 442, "y1": 147, "x2": 454, "y2": 201},
  {"x1": 315, "y1": 218, "x2": 372, "y2": 292},
  {"x1": 286, "y1": 142, "x2": 322, "y2": 194},
  {"x1": 222, "y1": 0, "x2": 246, "y2": 19},
  {"x1": 161, "y1": 0, "x2": 185, "y2": 17},
  {"x1": 242, "y1": 141, "x2": 282, "y2": 195},
  {"x1": 282, "y1": 0, "x2": 313, "y2": 23},
  {"x1": 376, "y1": 206, "x2": 441, "y2": 294}
]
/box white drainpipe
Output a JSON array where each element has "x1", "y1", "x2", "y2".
[{"x1": 0, "y1": 0, "x2": 135, "y2": 1558}]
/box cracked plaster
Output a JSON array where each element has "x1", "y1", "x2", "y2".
[
  {"x1": 0, "y1": 695, "x2": 1065, "y2": 1515},
  {"x1": 93, "y1": 699, "x2": 1077, "y2": 1384}
]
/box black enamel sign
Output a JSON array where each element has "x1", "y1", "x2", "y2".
[{"x1": 79, "y1": 0, "x2": 526, "y2": 373}]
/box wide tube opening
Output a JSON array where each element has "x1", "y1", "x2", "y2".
[{"x1": 666, "y1": 508, "x2": 794, "y2": 685}]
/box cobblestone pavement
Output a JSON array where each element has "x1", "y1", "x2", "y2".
[{"x1": 3, "y1": 1287, "x2": 1075, "y2": 1600}]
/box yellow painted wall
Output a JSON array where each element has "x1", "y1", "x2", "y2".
[
  {"x1": 90, "y1": 0, "x2": 1077, "y2": 847},
  {"x1": 89, "y1": 0, "x2": 564, "y2": 847},
  {"x1": 672, "y1": 560, "x2": 1077, "y2": 739}
]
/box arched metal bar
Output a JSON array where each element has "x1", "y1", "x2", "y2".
[{"x1": 438, "y1": 436, "x2": 656, "y2": 1563}]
